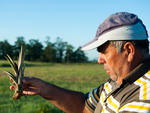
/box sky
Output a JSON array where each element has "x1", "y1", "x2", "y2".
[{"x1": 0, "y1": 0, "x2": 150, "y2": 60}]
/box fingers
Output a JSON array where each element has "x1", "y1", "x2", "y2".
[
  {"x1": 10, "y1": 81, "x2": 16, "y2": 85},
  {"x1": 23, "y1": 86, "x2": 39, "y2": 95},
  {"x1": 23, "y1": 77, "x2": 41, "y2": 95},
  {"x1": 9, "y1": 76, "x2": 42, "y2": 96},
  {"x1": 10, "y1": 85, "x2": 16, "y2": 90},
  {"x1": 23, "y1": 90, "x2": 37, "y2": 95},
  {"x1": 9, "y1": 77, "x2": 13, "y2": 81},
  {"x1": 9, "y1": 77, "x2": 15, "y2": 85},
  {"x1": 9, "y1": 80, "x2": 16, "y2": 91}
]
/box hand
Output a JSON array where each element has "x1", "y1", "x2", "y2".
[{"x1": 10, "y1": 77, "x2": 46, "y2": 96}]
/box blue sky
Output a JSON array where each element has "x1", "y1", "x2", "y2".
[{"x1": 0, "y1": 0, "x2": 150, "y2": 60}]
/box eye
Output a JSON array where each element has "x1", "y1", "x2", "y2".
[
  {"x1": 97, "y1": 41, "x2": 110, "y2": 53},
  {"x1": 100, "y1": 48, "x2": 107, "y2": 54},
  {"x1": 102, "y1": 48, "x2": 109, "y2": 54}
]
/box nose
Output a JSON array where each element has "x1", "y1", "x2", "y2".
[{"x1": 97, "y1": 53, "x2": 105, "y2": 64}]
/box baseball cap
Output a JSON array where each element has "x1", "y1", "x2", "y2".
[{"x1": 81, "y1": 12, "x2": 148, "y2": 51}]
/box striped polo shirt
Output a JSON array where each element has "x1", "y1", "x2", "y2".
[{"x1": 85, "y1": 59, "x2": 150, "y2": 113}]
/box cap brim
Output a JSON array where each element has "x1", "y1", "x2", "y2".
[{"x1": 81, "y1": 38, "x2": 106, "y2": 51}]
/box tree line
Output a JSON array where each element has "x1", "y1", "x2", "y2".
[{"x1": 0, "y1": 36, "x2": 88, "y2": 63}]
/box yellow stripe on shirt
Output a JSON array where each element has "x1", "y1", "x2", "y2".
[
  {"x1": 104, "y1": 82, "x2": 112, "y2": 94},
  {"x1": 107, "y1": 96, "x2": 120, "y2": 112},
  {"x1": 119, "y1": 102, "x2": 150, "y2": 112}
]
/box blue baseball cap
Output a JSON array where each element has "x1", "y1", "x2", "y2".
[{"x1": 81, "y1": 12, "x2": 148, "y2": 51}]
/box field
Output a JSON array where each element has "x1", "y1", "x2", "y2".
[{"x1": 0, "y1": 60, "x2": 108, "y2": 113}]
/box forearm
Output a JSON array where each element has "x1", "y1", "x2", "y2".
[
  {"x1": 22, "y1": 77, "x2": 91, "y2": 113},
  {"x1": 39, "y1": 81, "x2": 89, "y2": 113}
]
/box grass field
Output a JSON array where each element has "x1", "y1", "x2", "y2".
[{"x1": 0, "y1": 60, "x2": 108, "y2": 113}]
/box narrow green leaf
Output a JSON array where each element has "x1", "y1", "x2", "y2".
[
  {"x1": 4, "y1": 71, "x2": 17, "y2": 84},
  {"x1": 5, "y1": 55, "x2": 18, "y2": 75},
  {"x1": 17, "y1": 46, "x2": 25, "y2": 85},
  {"x1": 18, "y1": 46, "x2": 25, "y2": 71}
]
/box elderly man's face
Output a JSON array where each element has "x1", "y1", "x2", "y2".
[{"x1": 97, "y1": 43, "x2": 128, "y2": 84}]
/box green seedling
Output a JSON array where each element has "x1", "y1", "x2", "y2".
[{"x1": 5, "y1": 46, "x2": 25, "y2": 100}]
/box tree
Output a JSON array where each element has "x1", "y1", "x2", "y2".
[
  {"x1": 26, "y1": 39, "x2": 43, "y2": 61},
  {"x1": 72, "y1": 47, "x2": 88, "y2": 63},
  {"x1": 0, "y1": 40, "x2": 13, "y2": 59},
  {"x1": 13, "y1": 37, "x2": 26, "y2": 59},
  {"x1": 41, "y1": 37, "x2": 57, "y2": 62},
  {"x1": 54, "y1": 37, "x2": 67, "y2": 63},
  {"x1": 0, "y1": 36, "x2": 89, "y2": 62},
  {"x1": 64, "y1": 44, "x2": 74, "y2": 63}
]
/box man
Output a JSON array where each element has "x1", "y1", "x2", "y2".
[{"x1": 10, "y1": 12, "x2": 150, "y2": 113}]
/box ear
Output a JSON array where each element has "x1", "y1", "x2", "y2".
[{"x1": 123, "y1": 42, "x2": 135, "y2": 62}]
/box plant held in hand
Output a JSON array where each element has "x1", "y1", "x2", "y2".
[{"x1": 5, "y1": 46, "x2": 25, "y2": 100}]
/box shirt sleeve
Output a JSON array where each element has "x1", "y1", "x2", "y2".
[{"x1": 84, "y1": 84, "x2": 104, "y2": 112}]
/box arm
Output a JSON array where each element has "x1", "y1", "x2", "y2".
[{"x1": 19, "y1": 77, "x2": 91, "y2": 113}]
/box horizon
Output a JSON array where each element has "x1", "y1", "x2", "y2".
[{"x1": 0, "y1": 0, "x2": 149, "y2": 60}]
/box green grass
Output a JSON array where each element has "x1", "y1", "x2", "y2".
[{"x1": 0, "y1": 60, "x2": 108, "y2": 113}]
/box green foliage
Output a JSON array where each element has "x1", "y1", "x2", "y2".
[
  {"x1": 0, "y1": 61, "x2": 108, "y2": 113},
  {"x1": 41, "y1": 38, "x2": 57, "y2": 62},
  {"x1": 54, "y1": 37, "x2": 66, "y2": 62},
  {"x1": 64, "y1": 44, "x2": 74, "y2": 63},
  {"x1": 13, "y1": 37, "x2": 26, "y2": 59},
  {"x1": 26, "y1": 39, "x2": 43, "y2": 61},
  {"x1": 72, "y1": 47, "x2": 88, "y2": 63},
  {"x1": 0, "y1": 36, "x2": 88, "y2": 63},
  {"x1": 0, "y1": 40, "x2": 13, "y2": 59}
]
